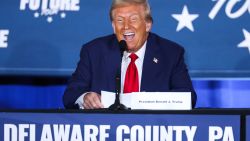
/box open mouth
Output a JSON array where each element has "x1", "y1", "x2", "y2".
[{"x1": 123, "y1": 32, "x2": 135, "y2": 41}]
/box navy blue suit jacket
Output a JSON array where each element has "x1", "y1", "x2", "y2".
[{"x1": 63, "y1": 33, "x2": 196, "y2": 109}]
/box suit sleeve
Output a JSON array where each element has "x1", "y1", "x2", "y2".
[
  {"x1": 63, "y1": 46, "x2": 92, "y2": 109},
  {"x1": 170, "y1": 48, "x2": 197, "y2": 108}
]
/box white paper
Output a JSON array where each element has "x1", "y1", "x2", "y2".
[
  {"x1": 101, "y1": 91, "x2": 132, "y2": 108},
  {"x1": 101, "y1": 91, "x2": 116, "y2": 108}
]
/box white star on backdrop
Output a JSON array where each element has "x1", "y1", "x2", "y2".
[
  {"x1": 172, "y1": 5, "x2": 199, "y2": 32},
  {"x1": 34, "y1": 12, "x2": 39, "y2": 18},
  {"x1": 47, "y1": 17, "x2": 53, "y2": 23},
  {"x1": 238, "y1": 29, "x2": 250, "y2": 53},
  {"x1": 60, "y1": 13, "x2": 66, "y2": 18}
]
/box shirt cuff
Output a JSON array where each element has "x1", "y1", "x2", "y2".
[{"x1": 75, "y1": 92, "x2": 88, "y2": 109}]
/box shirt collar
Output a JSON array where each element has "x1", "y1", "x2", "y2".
[{"x1": 123, "y1": 41, "x2": 147, "y2": 61}]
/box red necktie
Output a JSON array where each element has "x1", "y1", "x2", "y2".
[{"x1": 123, "y1": 53, "x2": 139, "y2": 93}]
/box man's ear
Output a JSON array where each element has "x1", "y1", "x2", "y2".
[
  {"x1": 146, "y1": 21, "x2": 152, "y2": 32},
  {"x1": 112, "y1": 22, "x2": 116, "y2": 34}
]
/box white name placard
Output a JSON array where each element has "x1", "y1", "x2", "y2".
[{"x1": 131, "y1": 92, "x2": 192, "y2": 110}]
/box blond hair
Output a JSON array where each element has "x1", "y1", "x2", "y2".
[{"x1": 109, "y1": 0, "x2": 153, "y2": 23}]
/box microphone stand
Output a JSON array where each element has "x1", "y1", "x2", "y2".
[
  {"x1": 109, "y1": 40, "x2": 128, "y2": 111},
  {"x1": 108, "y1": 70, "x2": 127, "y2": 110}
]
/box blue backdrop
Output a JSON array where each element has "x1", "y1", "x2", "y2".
[
  {"x1": 0, "y1": 0, "x2": 250, "y2": 109},
  {"x1": 0, "y1": 0, "x2": 249, "y2": 77}
]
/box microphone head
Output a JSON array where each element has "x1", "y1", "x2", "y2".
[{"x1": 119, "y1": 40, "x2": 127, "y2": 52}]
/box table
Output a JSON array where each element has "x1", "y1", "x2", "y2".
[{"x1": 1, "y1": 109, "x2": 250, "y2": 141}]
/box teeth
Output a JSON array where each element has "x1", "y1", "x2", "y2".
[
  {"x1": 124, "y1": 32, "x2": 135, "y2": 36},
  {"x1": 123, "y1": 32, "x2": 135, "y2": 41}
]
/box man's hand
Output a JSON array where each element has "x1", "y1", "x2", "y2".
[{"x1": 83, "y1": 92, "x2": 104, "y2": 109}]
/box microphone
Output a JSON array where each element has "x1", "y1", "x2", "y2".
[
  {"x1": 109, "y1": 40, "x2": 128, "y2": 110},
  {"x1": 119, "y1": 40, "x2": 127, "y2": 56}
]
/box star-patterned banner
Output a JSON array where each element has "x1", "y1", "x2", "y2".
[{"x1": 0, "y1": 0, "x2": 249, "y2": 78}]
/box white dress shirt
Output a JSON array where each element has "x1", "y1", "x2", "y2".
[
  {"x1": 75, "y1": 41, "x2": 147, "y2": 108},
  {"x1": 121, "y1": 41, "x2": 146, "y2": 93}
]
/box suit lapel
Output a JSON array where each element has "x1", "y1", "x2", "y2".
[
  {"x1": 141, "y1": 33, "x2": 162, "y2": 91},
  {"x1": 103, "y1": 36, "x2": 120, "y2": 91}
]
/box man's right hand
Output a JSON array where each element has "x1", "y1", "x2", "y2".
[{"x1": 83, "y1": 92, "x2": 104, "y2": 109}]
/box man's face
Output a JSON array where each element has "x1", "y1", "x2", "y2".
[{"x1": 112, "y1": 4, "x2": 152, "y2": 52}]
